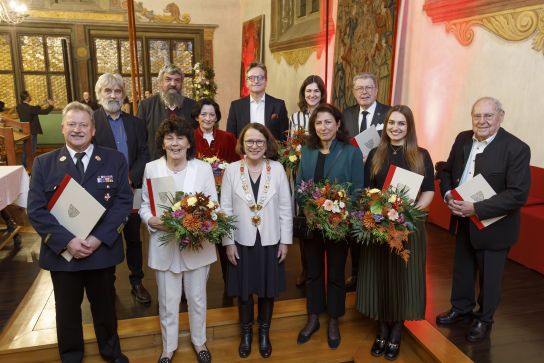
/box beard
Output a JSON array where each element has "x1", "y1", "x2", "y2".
[
  {"x1": 160, "y1": 88, "x2": 184, "y2": 108},
  {"x1": 101, "y1": 99, "x2": 122, "y2": 114}
]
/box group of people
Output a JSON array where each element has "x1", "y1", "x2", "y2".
[{"x1": 26, "y1": 60, "x2": 531, "y2": 363}]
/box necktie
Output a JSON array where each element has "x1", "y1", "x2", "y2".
[
  {"x1": 360, "y1": 111, "x2": 369, "y2": 133},
  {"x1": 75, "y1": 152, "x2": 85, "y2": 177}
]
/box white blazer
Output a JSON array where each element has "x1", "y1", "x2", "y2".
[
  {"x1": 220, "y1": 159, "x2": 293, "y2": 247},
  {"x1": 139, "y1": 157, "x2": 218, "y2": 271}
]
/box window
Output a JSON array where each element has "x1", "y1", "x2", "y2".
[
  {"x1": 19, "y1": 35, "x2": 71, "y2": 109},
  {"x1": 0, "y1": 34, "x2": 16, "y2": 109}
]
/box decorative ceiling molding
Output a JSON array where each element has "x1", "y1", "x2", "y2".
[
  {"x1": 444, "y1": 5, "x2": 544, "y2": 54},
  {"x1": 272, "y1": 47, "x2": 317, "y2": 69}
]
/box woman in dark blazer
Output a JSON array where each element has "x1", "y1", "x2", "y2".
[{"x1": 295, "y1": 103, "x2": 364, "y2": 349}]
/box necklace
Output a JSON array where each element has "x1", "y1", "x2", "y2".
[
  {"x1": 240, "y1": 158, "x2": 272, "y2": 226},
  {"x1": 390, "y1": 144, "x2": 403, "y2": 155}
]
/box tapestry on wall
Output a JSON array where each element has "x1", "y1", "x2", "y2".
[
  {"x1": 240, "y1": 15, "x2": 265, "y2": 97},
  {"x1": 332, "y1": 0, "x2": 399, "y2": 111}
]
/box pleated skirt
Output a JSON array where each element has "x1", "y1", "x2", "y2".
[
  {"x1": 226, "y1": 232, "x2": 286, "y2": 300},
  {"x1": 356, "y1": 220, "x2": 427, "y2": 321}
]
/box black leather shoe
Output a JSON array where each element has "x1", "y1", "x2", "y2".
[
  {"x1": 384, "y1": 341, "x2": 400, "y2": 361},
  {"x1": 345, "y1": 275, "x2": 357, "y2": 291},
  {"x1": 297, "y1": 314, "x2": 320, "y2": 344},
  {"x1": 466, "y1": 319, "x2": 492, "y2": 342},
  {"x1": 370, "y1": 336, "x2": 387, "y2": 357},
  {"x1": 436, "y1": 309, "x2": 470, "y2": 325},
  {"x1": 131, "y1": 283, "x2": 151, "y2": 304},
  {"x1": 111, "y1": 354, "x2": 129, "y2": 363},
  {"x1": 193, "y1": 345, "x2": 212, "y2": 363},
  {"x1": 327, "y1": 318, "x2": 341, "y2": 350},
  {"x1": 239, "y1": 323, "x2": 253, "y2": 358}
]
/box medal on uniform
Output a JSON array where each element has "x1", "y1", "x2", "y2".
[{"x1": 104, "y1": 192, "x2": 111, "y2": 201}]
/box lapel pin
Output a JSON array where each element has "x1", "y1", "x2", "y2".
[
  {"x1": 95, "y1": 155, "x2": 101, "y2": 161},
  {"x1": 59, "y1": 156, "x2": 67, "y2": 162},
  {"x1": 104, "y1": 192, "x2": 111, "y2": 201}
]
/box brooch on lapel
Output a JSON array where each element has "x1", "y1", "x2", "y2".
[
  {"x1": 271, "y1": 113, "x2": 278, "y2": 120},
  {"x1": 104, "y1": 192, "x2": 111, "y2": 201},
  {"x1": 95, "y1": 155, "x2": 102, "y2": 161},
  {"x1": 59, "y1": 156, "x2": 67, "y2": 162}
]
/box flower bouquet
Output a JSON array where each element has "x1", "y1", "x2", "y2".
[
  {"x1": 296, "y1": 179, "x2": 351, "y2": 241},
  {"x1": 278, "y1": 127, "x2": 306, "y2": 172},
  {"x1": 351, "y1": 187, "x2": 427, "y2": 263},
  {"x1": 160, "y1": 191, "x2": 236, "y2": 251},
  {"x1": 201, "y1": 155, "x2": 228, "y2": 189}
]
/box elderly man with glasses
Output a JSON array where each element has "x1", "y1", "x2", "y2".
[{"x1": 226, "y1": 62, "x2": 289, "y2": 141}]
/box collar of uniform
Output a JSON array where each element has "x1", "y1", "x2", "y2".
[{"x1": 66, "y1": 143, "x2": 94, "y2": 160}]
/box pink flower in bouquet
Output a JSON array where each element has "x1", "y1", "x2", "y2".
[
  {"x1": 387, "y1": 208, "x2": 399, "y2": 221},
  {"x1": 172, "y1": 209, "x2": 185, "y2": 219},
  {"x1": 201, "y1": 220, "x2": 213, "y2": 233},
  {"x1": 322, "y1": 199, "x2": 335, "y2": 212},
  {"x1": 181, "y1": 237, "x2": 190, "y2": 246}
]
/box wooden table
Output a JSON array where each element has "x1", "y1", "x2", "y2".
[{"x1": 0, "y1": 166, "x2": 30, "y2": 250}]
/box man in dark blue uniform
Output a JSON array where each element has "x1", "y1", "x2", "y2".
[
  {"x1": 27, "y1": 101, "x2": 132, "y2": 363},
  {"x1": 93, "y1": 73, "x2": 151, "y2": 304}
]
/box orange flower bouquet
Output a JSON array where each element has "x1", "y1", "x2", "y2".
[
  {"x1": 160, "y1": 192, "x2": 236, "y2": 251},
  {"x1": 351, "y1": 187, "x2": 426, "y2": 263},
  {"x1": 201, "y1": 156, "x2": 229, "y2": 190},
  {"x1": 278, "y1": 127, "x2": 306, "y2": 172},
  {"x1": 296, "y1": 179, "x2": 351, "y2": 241}
]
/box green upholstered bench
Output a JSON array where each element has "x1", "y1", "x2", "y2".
[{"x1": 36, "y1": 113, "x2": 64, "y2": 145}]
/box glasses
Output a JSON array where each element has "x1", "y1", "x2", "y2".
[
  {"x1": 247, "y1": 75, "x2": 266, "y2": 82},
  {"x1": 353, "y1": 86, "x2": 375, "y2": 93},
  {"x1": 244, "y1": 139, "x2": 266, "y2": 148},
  {"x1": 472, "y1": 113, "x2": 495, "y2": 121}
]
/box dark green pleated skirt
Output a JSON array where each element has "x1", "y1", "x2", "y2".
[{"x1": 356, "y1": 220, "x2": 427, "y2": 321}]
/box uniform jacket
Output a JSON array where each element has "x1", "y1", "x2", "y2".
[
  {"x1": 342, "y1": 101, "x2": 391, "y2": 137},
  {"x1": 220, "y1": 159, "x2": 293, "y2": 247},
  {"x1": 27, "y1": 145, "x2": 132, "y2": 271},
  {"x1": 226, "y1": 94, "x2": 289, "y2": 141},
  {"x1": 137, "y1": 94, "x2": 197, "y2": 160},
  {"x1": 93, "y1": 108, "x2": 150, "y2": 188},
  {"x1": 139, "y1": 157, "x2": 218, "y2": 271},
  {"x1": 440, "y1": 128, "x2": 531, "y2": 249},
  {"x1": 16, "y1": 102, "x2": 54, "y2": 135}
]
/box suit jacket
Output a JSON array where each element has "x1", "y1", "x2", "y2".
[
  {"x1": 27, "y1": 145, "x2": 132, "y2": 271},
  {"x1": 93, "y1": 108, "x2": 150, "y2": 188},
  {"x1": 440, "y1": 128, "x2": 531, "y2": 250},
  {"x1": 137, "y1": 94, "x2": 197, "y2": 160},
  {"x1": 296, "y1": 139, "x2": 365, "y2": 203},
  {"x1": 16, "y1": 102, "x2": 54, "y2": 135},
  {"x1": 220, "y1": 159, "x2": 293, "y2": 247},
  {"x1": 342, "y1": 101, "x2": 390, "y2": 137},
  {"x1": 226, "y1": 94, "x2": 289, "y2": 141},
  {"x1": 139, "y1": 157, "x2": 218, "y2": 271}
]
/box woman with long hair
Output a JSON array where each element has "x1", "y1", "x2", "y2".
[{"x1": 357, "y1": 105, "x2": 434, "y2": 360}]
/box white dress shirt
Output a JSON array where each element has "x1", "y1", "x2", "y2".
[
  {"x1": 358, "y1": 101, "x2": 377, "y2": 131},
  {"x1": 66, "y1": 143, "x2": 94, "y2": 172},
  {"x1": 250, "y1": 94, "x2": 266, "y2": 125}
]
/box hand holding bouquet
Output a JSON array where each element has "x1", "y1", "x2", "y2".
[
  {"x1": 278, "y1": 127, "x2": 306, "y2": 172},
  {"x1": 296, "y1": 179, "x2": 351, "y2": 241},
  {"x1": 351, "y1": 187, "x2": 427, "y2": 263},
  {"x1": 160, "y1": 191, "x2": 236, "y2": 251}
]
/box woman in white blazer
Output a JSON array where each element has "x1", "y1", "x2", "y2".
[
  {"x1": 139, "y1": 118, "x2": 216, "y2": 363},
  {"x1": 220, "y1": 123, "x2": 293, "y2": 359}
]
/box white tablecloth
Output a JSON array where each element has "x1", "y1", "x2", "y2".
[{"x1": 0, "y1": 166, "x2": 30, "y2": 210}]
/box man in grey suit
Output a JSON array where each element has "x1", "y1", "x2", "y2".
[{"x1": 342, "y1": 72, "x2": 391, "y2": 291}]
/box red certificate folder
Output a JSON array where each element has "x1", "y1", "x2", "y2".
[
  {"x1": 48, "y1": 174, "x2": 106, "y2": 261},
  {"x1": 146, "y1": 176, "x2": 175, "y2": 217},
  {"x1": 451, "y1": 174, "x2": 506, "y2": 230},
  {"x1": 383, "y1": 165, "x2": 424, "y2": 202}
]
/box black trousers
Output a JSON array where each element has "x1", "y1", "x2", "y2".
[
  {"x1": 304, "y1": 235, "x2": 349, "y2": 318},
  {"x1": 450, "y1": 219, "x2": 509, "y2": 323},
  {"x1": 123, "y1": 212, "x2": 144, "y2": 285},
  {"x1": 348, "y1": 238, "x2": 360, "y2": 278},
  {"x1": 50, "y1": 266, "x2": 123, "y2": 363}
]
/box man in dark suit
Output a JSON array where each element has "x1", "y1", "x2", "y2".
[
  {"x1": 16, "y1": 90, "x2": 54, "y2": 167},
  {"x1": 342, "y1": 72, "x2": 391, "y2": 290},
  {"x1": 341, "y1": 72, "x2": 390, "y2": 138},
  {"x1": 226, "y1": 62, "x2": 289, "y2": 141},
  {"x1": 93, "y1": 73, "x2": 151, "y2": 304},
  {"x1": 138, "y1": 63, "x2": 197, "y2": 159},
  {"x1": 27, "y1": 101, "x2": 132, "y2": 363},
  {"x1": 436, "y1": 97, "x2": 530, "y2": 342}
]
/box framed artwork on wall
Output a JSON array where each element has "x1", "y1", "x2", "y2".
[
  {"x1": 332, "y1": 0, "x2": 400, "y2": 111},
  {"x1": 240, "y1": 15, "x2": 264, "y2": 97}
]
